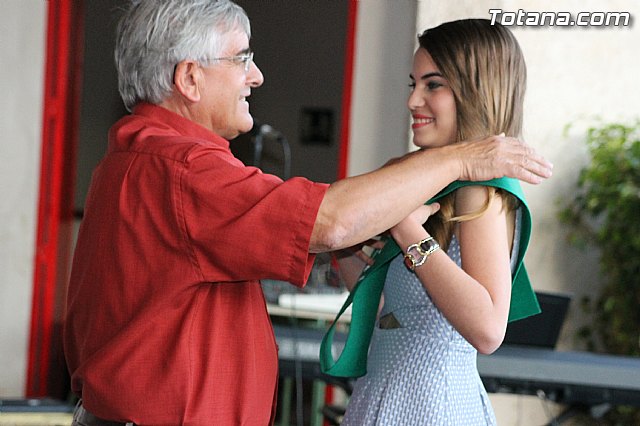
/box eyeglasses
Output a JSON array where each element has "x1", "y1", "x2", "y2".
[
  {"x1": 204, "y1": 51, "x2": 254, "y2": 72},
  {"x1": 172, "y1": 51, "x2": 254, "y2": 85}
]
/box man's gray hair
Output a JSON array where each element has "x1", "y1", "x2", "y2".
[{"x1": 115, "y1": 0, "x2": 250, "y2": 111}]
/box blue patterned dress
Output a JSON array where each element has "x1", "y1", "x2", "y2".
[{"x1": 343, "y1": 211, "x2": 521, "y2": 426}]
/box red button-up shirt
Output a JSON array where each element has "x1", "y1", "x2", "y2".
[{"x1": 64, "y1": 103, "x2": 328, "y2": 425}]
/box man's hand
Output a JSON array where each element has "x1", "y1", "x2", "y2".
[
  {"x1": 333, "y1": 238, "x2": 386, "y2": 266},
  {"x1": 454, "y1": 135, "x2": 553, "y2": 184}
]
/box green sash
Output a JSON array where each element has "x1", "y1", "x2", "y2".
[{"x1": 319, "y1": 177, "x2": 540, "y2": 378}]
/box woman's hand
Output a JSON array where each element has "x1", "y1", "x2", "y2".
[{"x1": 390, "y1": 202, "x2": 440, "y2": 244}]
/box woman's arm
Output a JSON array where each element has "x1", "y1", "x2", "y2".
[
  {"x1": 334, "y1": 253, "x2": 368, "y2": 292},
  {"x1": 390, "y1": 186, "x2": 514, "y2": 354},
  {"x1": 333, "y1": 238, "x2": 386, "y2": 291}
]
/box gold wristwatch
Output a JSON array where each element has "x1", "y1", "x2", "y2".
[{"x1": 403, "y1": 236, "x2": 440, "y2": 272}]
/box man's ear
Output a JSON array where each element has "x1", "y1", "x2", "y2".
[{"x1": 173, "y1": 61, "x2": 201, "y2": 103}]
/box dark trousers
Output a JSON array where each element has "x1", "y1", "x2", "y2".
[{"x1": 72, "y1": 402, "x2": 135, "y2": 426}]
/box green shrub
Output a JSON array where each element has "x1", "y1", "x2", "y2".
[{"x1": 559, "y1": 119, "x2": 640, "y2": 424}]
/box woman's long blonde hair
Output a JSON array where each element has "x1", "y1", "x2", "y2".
[{"x1": 418, "y1": 19, "x2": 527, "y2": 250}]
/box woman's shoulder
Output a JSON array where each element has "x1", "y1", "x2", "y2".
[{"x1": 453, "y1": 185, "x2": 492, "y2": 213}]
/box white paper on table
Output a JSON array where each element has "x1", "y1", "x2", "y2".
[{"x1": 277, "y1": 291, "x2": 352, "y2": 315}]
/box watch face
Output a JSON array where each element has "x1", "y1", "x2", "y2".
[
  {"x1": 405, "y1": 238, "x2": 439, "y2": 272},
  {"x1": 404, "y1": 254, "x2": 415, "y2": 271}
]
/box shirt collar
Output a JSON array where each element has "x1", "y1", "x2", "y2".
[{"x1": 132, "y1": 102, "x2": 231, "y2": 150}]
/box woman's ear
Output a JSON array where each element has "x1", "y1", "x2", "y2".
[{"x1": 173, "y1": 61, "x2": 201, "y2": 103}]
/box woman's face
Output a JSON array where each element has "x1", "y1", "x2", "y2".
[{"x1": 408, "y1": 48, "x2": 457, "y2": 149}]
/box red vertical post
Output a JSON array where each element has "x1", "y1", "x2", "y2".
[
  {"x1": 27, "y1": 0, "x2": 83, "y2": 398},
  {"x1": 337, "y1": 0, "x2": 358, "y2": 180},
  {"x1": 325, "y1": 3, "x2": 358, "y2": 425}
]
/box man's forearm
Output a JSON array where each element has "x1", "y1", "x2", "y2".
[
  {"x1": 310, "y1": 145, "x2": 461, "y2": 253},
  {"x1": 309, "y1": 135, "x2": 552, "y2": 253}
]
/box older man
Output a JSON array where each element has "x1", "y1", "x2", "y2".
[{"x1": 64, "y1": 1, "x2": 552, "y2": 425}]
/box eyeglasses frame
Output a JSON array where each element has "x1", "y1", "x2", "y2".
[
  {"x1": 205, "y1": 51, "x2": 254, "y2": 72},
  {"x1": 172, "y1": 51, "x2": 254, "y2": 85}
]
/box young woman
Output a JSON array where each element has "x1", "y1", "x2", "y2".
[{"x1": 337, "y1": 19, "x2": 537, "y2": 425}]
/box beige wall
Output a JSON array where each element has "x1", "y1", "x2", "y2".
[
  {"x1": 348, "y1": 0, "x2": 418, "y2": 175},
  {"x1": 413, "y1": 0, "x2": 640, "y2": 423},
  {"x1": 0, "y1": 1, "x2": 46, "y2": 397}
]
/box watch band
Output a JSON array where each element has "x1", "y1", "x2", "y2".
[{"x1": 403, "y1": 236, "x2": 440, "y2": 272}]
